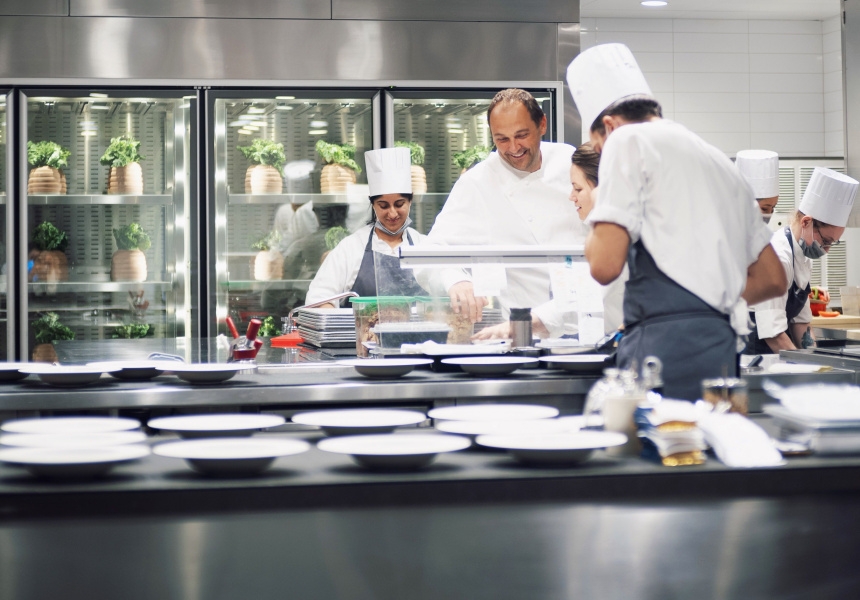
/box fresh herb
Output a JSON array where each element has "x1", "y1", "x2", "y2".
[
  {"x1": 315, "y1": 140, "x2": 361, "y2": 173},
  {"x1": 32, "y1": 221, "x2": 69, "y2": 252},
  {"x1": 394, "y1": 141, "x2": 425, "y2": 166},
  {"x1": 112, "y1": 323, "x2": 152, "y2": 339},
  {"x1": 252, "y1": 230, "x2": 281, "y2": 252},
  {"x1": 27, "y1": 141, "x2": 71, "y2": 170},
  {"x1": 33, "y1": 312, "x2": 75, "y2": 344},
  {"x1": 452, "y1": 145, "x2": 492, "y2": 170},
  {"x1": 237, "y1": 139, "x2": 286, "y2": 171},
  {"x1": 324, "y1": 226, "x2": 349, "y2": 251},
  {"x1": 99, "y1": 135, "x2": 145, "y2": 168},
  {"x1": 259, "y1": 316, "x2": 279, "y2": 337},
  {"x1": 113, "y1": 222, "x2": 152, "y2": 252}
]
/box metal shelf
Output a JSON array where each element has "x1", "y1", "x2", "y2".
[
  {"x1": 224, "y1": 279, "x2": 312, "y2": 291},
  {"x1": 228, "y1": 192, "x2": 449, "y2": 205},
  {"x1": 28, "y1": 194, "x2": 173, "y2": 206},
  {"x1": 29, "y1": 276, "x2": 173, "y2": 294},
  {"x1": 0, "y1": 192, "x2": 5, "y2": 204}
]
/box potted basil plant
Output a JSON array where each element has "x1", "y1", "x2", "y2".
[
  {"x1": 251, "y1": 230, "x2": 283, "y2": 281},
  {"x1": 238, "y1": 139, "x2": 286, "y2": 194},
  {"x1": 453, "y1": 145, "x2": 491, "y2": 173},
  {"x1": 315, "y1": 140, "x2": 361, "y2": 193},
  {"x1": 27, "y1": 141, "x2": 71, "y2": 195},
  {"x1": 395, "y1": 141, "x2": 427, "y2": 194},
  {"x1": 30, "y1": 221, "x2": 70, "y2": 289},
  {"x1": 32, "y1": 312, "x2": 74, "y2": 363},
  {"x1": 100, "y1": 135, "x2": 145, "y2": 194},
  {"x1": 112, "y1": 223, "x2": 151, "y2": 282}
]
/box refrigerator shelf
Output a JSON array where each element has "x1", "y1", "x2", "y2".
[
  {"x1": 29, "y1": 279, "x2": 173, "y2": 294},
  {"x1": 227, "y1": 192, "x2": 449, "y2": 205},
  {"x1": 224, "y1": 279, "x2": 312, "y2": 291},
  {"x1": 28, "y1": 194, "x2": 174, "y2": 206}
]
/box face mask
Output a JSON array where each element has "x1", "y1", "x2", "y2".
[
  {"x1": 762, "y1": 214, "x2": 771, "y2": 224},
  {"x1": 798, "y1": 238, "x2": 826, "y2": 260},
  {"x1": 374, "y1": 216, "x2": 412, "y2": 237}
]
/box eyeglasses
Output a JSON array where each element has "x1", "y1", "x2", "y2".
[{"x1": 813, "y1": 223, "x2": 842, "y2": 248}]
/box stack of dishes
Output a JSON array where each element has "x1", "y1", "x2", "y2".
[
  {"x1": 19, "y1": 364, "x2": 122, "y2": 387},
  {"x1": 296, "y1": 308, "x2": 356, "y2": 349}
]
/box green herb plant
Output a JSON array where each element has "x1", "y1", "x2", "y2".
[
  {"x1": 252, "y1": 230, "x2": 281, "y2": 252},
  {"x1": 324, "y1": 226, "x2": 349, "y2": 251},
  {"x1": 33, "y1": 312, "x2": 75, "y2": 344},
  {"x1": 258, "y1": 316, "x2": 279, "y2": 337},
  {"x1": 394, "y1": 141, "x2": 425, "y2": 166},
  {"x1": 452, "y1": 145, "x2": 492, "y2": 171},
  {"x1": 112, "y1": 323, "x2": 151, "y2": 339},
  {"x1": 113, "y1": 223, "x2": 152, "y2": 252},
  {"x1": 315, "y1": 140, "x2": 361, "y2": 173},
  {"x1": 100, "y1": 135, "x2": 146, "y2": 168},
  {"x1": 32, "y1": 221, "x2": 69, "y2": 252},
  {"x1": 238, "y1": 139, "x2": 286, "y2": 171},
  {"x1": 27, "y1": 141, "x2": 71, "y2": 170}
]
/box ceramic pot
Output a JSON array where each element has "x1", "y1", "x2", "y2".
[
  {"x1": 320, "y1": 164, "x2": 357, "y2": 193},
  {"x1": 244, "y1": 165, "x2": 283, "y2": 194},
  {"x1": 30, "y1": 250, "x2": 69, "y2": 284},
  {"x1": 111, "y1": 249, "x2": 147, "y2": 282},
  {"x1": 32, "y1": 343, "x2": 58, "y2": 363},
  {"x1": 27, "y1": 166, "x2": 64, "y2": 194},
  {"x1": 411, "y1": 165, "x2": 427, "y2": 194},
  {"x1": 253, "y1": 250, "x2": 284, "y2": 281},
  {"x1": 108, "y1": 163, "x2": 144, "y2": 195}
]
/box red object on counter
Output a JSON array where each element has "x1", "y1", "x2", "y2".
[
  {"x1": 810, "y1": 302, "x2": 827, "y2": 317},
  {"x1": 226, "y1": 316, "x2": 240, "y2": 340},
  {"x1": 271, "y1": 332, "x2": 303, "y2": 347},
  {"x1": 245, "y1": 319, "x2": 262, "y2": 344},
  {"x1": 231, "y1": 348, "x2": 257, "y2": 360},
  {"x1": 253, "y1": 338, "x2": 264, "y2": 351}
]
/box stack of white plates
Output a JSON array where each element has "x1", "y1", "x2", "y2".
[
  {"x1": 292, "y1": 409, "x2": 426, "y2": 436},
  {"x1": 296, "y1": 308, "x2": 356, "y2": 348},
  {"x1": 428, "y1": 404, "x2": 559, "y2": 422},
  {"x1": 19, "y1": 364, "x2": 121, "y2": 387},
  {"x1": 148, "y1": 414, "x2": 286, "y2": 438},
  {"x1": 154, "y1": 438, "x2": 310, "y2": 476},
  {"x1": 317, "y1": 433, "x2": 470, "y2": 470},
  {"x1": 476, "y1": 431, "x2": 627, "y2": 466}
]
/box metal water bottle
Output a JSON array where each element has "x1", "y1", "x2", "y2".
[{"x1": 510, "y1": 307, "x2": 533, "y2": 349}]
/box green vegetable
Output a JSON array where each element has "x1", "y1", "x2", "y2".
[
  {"x1": 252, "y1": 230, "x2": 281, "y2": 252},
  {"x1": 113, "y1": 223, "x2": 151, "y2": 251},
  {"x1": 315, "y1": 140, "x2": 361, "y2": 173},
  {"x1": 324, "y1": 226, "x2": 349, "y2": 251},
  {"x1": 453, "y1": 145, "x2": 492, "y2": 170},
  {"x1": 259, "y1": 316, "x2": 279, "y2": 337},
  {"x1": 237, "y1": 138, "x2": 286, "y2": 171},
  {"x1": 28, "y1": 141, "x2": 71, "y2": 170},
  {"x1": 100, "y1": 135, "x2": 145, "y2": 168},
  {"x1": 394, "y1": 141, "x2": 425, "y2": 166},
  {"x1": 32, "y1": 221, "x2": 69, "y2": 252},
  {"x1": 33, "y1": 312, "x2": 75, "y2": 344},
  {"x1": 112, "y1": 323, "x2": 151, "y2": 339}
]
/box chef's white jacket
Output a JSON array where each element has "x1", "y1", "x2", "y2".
[
  {"x1": 751, "y1": 228, "x2": 812, "y2": 339},
  {"x1": 415, "y1": 142, "x2": 588, "y2": 337},
  {"x1": 305, "y1": 224, "x2": 426, "y2": 306},
  {"x1": 585, "y1": 119, "x2": 772, "y2": 330},
  {"x1": 602, "y1": 266, "x2": 627, "y2": 333}
]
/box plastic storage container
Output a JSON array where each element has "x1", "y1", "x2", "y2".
[{"x1": 349, "y1": 297, "x2": 412, "y2": 357}]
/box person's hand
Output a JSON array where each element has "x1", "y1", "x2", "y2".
[
  {"x1": 448, "y1": 281, "x2": 488, "y2": 323},
  {"x1": 471, "y1": 321, "x2": 511, "y2": 341}
]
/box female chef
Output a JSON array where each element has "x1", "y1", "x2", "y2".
[
  {"x1": 305, "y1": 147, "x2": 427, "y2": 307},
  {"x1": 736, "y1": 149, "x2": 780, "y2": 223},
  {"x1": 569, "y1": 143, "x2": 625, "y2": 333},
  {"x1": 747, "y1": 167, "x2": 858, "y2": 353}
]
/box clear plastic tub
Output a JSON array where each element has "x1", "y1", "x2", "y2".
[{"x1": 349, "y1": 297, "x2": 412, "y2": 357}]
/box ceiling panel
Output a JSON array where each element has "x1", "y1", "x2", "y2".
[{"x1": 581, "y1": 0, "x2": 841, "y2": 21}]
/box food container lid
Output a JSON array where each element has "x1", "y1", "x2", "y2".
[
  {"x1": 371, "y1": 322, "x2": 451, "y2": 333},
  {"x1": 349, "y1": 296, "x2": 414, "y2": 304}
]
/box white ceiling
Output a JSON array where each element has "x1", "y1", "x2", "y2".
[{"x1": 581, "y1": 0, "x2": 841, "y2": 21}]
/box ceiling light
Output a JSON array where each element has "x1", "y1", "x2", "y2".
[{"x1": 641, "y1": 1, "x2": 668, "y2": 6}]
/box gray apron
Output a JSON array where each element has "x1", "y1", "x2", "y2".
[
  {"x1": 744, "y1": 227, "x2": 810, "y2": 355},
  {"x1": 617, "y1": 240, "x2": 736, "y2": 401},
  {"x1": 351, "y1": 228, "x2": 426, "y2": 298}
]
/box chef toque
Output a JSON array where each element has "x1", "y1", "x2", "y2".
[
  {"x1": 365, "y1": 147, "x2": 412, "y2": 197},
  {"x1": 798, "y1": 167, "x2": 859, "y2": 227},
  {"x1": 566, "y1": 43, "x2": 653, "y2": 139},
  {"x1": 736, "y1": 150, "x2": 780, "y2": 199}
]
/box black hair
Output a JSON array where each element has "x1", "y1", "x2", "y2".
[
  {"x1": 367, "y1": 193, "x2": 413, "y2": 225},
  {"x1": 487, "y1": 88, "x2": 545, "y2": 128},
  {"x1": 590, "y1": 96, "x2": 662, "y2": 136}
]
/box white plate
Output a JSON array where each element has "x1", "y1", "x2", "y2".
[
  {"x1": 435, "y1": 418, "x2": 581, "y2": 440},
  {"x1": 441, "y1": 356, "x2": 539, "y2": 375},
  {"x1": 476, "y1": 431, "x2": 628, "y2": 465},
  {"x1": 147, "y1": 414, "x2": 286, "y2": 438},
  {"x1": 87, "y1": 360, "x2": 172, "y2": 381},
  {"x1": 170, "y1": 363, "x2": 255, "y2": 384},
  {"x1": 539, "y1": 355, "x2": 610, "y2": 372},
  {"x1": 0, "y1": 416, "x2": 141, "y2": 435},
  {"x1": 317, "y1": 433, "x2": 470, "y2": 470},
  {"x1": 339, "y1": 358, "x2": 433, "y2": 379},
  {"x1": 0, "y1": 445, "x2": 149, "y2": 479},
  {"x1": 19, "y1": 364, "x2": 120, "y2": 387},
  {"x1": 0, "y1": 431, "x2": 147, "y2": 448},
  {"x1": 0, "y1": 362, "x2": 32, "y2": 382},
  {"x1": 153, "y1": 438, "x2": 310, "y2": 476},
  {"x1": 292, "y1": 409, "x2": 426, "y2": 436},
  {"x1": 428, "y1": 404, "x2": 559, "y2": 422}
]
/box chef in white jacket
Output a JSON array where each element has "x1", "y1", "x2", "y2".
[
  {"x1": 416, "y1": 88, "x2": 587, "y2": 338},
  {"x1": 305, "y1": 147, "x2": 427, "y2": 307},
  {"x1": 567, "y1": 43, "x2": 785, "y2": 400},
  {"x1": 747, "y1": 167, "x2": 859, "y2": 354},
  {"x1": 736, "y1": 149, "x2": 780, "y2": 222}
]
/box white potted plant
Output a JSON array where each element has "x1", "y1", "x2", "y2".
[
  {"x1": 27, "y1": 141, "x2": 70, "y2": 194},
  {"x1": 100, "y1": 135, "x2": 145, "y2": 194},
  {"x1": 238, "y1": 139, "x2": 286, "y2": 194},
  {"x1": 111, "y1": 222, "x2": 151, "y2": 282},
  {"x1": 251, "y1": 230, "x2": 284, "y2": 281},
  {"x1": 316, "y1": 140, "x2": 361, "y2": 193},
  {"x1": 395, "y1": 141, "x2": 428, "y2": 193}
]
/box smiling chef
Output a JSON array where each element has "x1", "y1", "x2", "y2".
[{"x1": 567, "y1": 43, "x2": 786, "y2": 400}]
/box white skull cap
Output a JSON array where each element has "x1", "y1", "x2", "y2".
[
  {"x1": 736, "y1": 150, "x2": 780, "y2": 199},
  {"x1": 798, "y1": 167, "x2": 859, "y2": 227},
  {"x1": 566, "y1": 43, "x2": 653, "y2": 141},
  {"x1": 365, "y1": 147, "x2": 412, "y2": 197}
]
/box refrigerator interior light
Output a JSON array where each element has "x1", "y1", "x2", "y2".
[
  {"x1": 276, "y1": 96, "x2": 296, "y2": 100},
  {"x1": 247, "y1": 107, "x2": 266, "y2": 114},
  {"x1": 90, "y1": 105, "x2": 110, "y2": 110},
  {"x1": 243, "y1": 125, "x2": 261, "y2": 131},
  {"x1": 276, "y1": 105, "x2": 294, "y2": 110},
  {"x1": 80, "y1": 130, "x2": 98, "y2": 137},
  {"x1": 310, "y1": 121, "x2": 328, "y2": 128},
  {"x1": 238, "y1": 129, "x2": 254, "y2": 135},
  {"x1": 89, "y1": 92, "x2": 109, "y2": 98},
  {"x1": 309, "y1": 129, "x2": 328, "y2": 135}
]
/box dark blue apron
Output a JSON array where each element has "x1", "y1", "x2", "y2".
[
  {"x1": 744, "y1": 227, "x2": 810, "y2": 354},
  {"x1": 351, "y1": 228, "x2": 426, "y2": 298},
  {"x1": 617, "y1": 240, "x2": 736, "y2": 401}
]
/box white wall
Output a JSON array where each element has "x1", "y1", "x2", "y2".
[{"x1": 580, "y1": 17, "x2": 844, "y2": 159}]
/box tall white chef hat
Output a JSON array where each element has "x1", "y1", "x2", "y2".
[
  {"x1": 736, "y1": 150, "x2": 780, "y2": 199},
  {"x1": 365, "y1": 147, "x2": 412, "y2": 197},
  {"x1": 798, "y1": 167, "x2": 859, "y2": 227},
  {"x1": 566, "y1": 43, "x2": 653, "y2": 140}
]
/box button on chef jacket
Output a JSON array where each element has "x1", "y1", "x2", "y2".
[
  {"x1": 750, "y1": 228, "x2": 812, "y2": 339},
  {"x1": 586, "y1": 119, "x2": 772, "y2": 320},
  {"x1": 415, "y1": 142, "x2": 588, "y2": 337}
]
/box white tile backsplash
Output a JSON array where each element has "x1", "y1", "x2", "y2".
[
  {"x1": 590, "y1": 18, "x2": 672, "y2": 33},
  {"x1": 750, "y1": 73, "x2": 823, "y2": 94},
  {"x1": 751, "y1": 112, "x2": 824, "y2": 134},
  {"x1": 825, "y1": 130, "x2": 844, "y2": 157},
  {"x1": 824, "y1": 70, "x2": 842, "y2": 94},
  {"x1": 750, "y1": 53, "x2": 823, "y2": 75},
  {"x1": 825, "y1": 110, "x2": 844, "y2": 133},
  {"x1": 674, "y1": 112, "x2": 750, "y2": 132},
  {"x1": 823, "y1": 30, "x2": 842, "y2": 54},
  {"x1": 674, "y1": 52, "x2": 749, "y2": 73},
  {"x1": 750, "y1": 132, "x2": 824, "y2": 156},
  {"x1": 825, "y1": 90, "x2": 844, "y2": 114},
  {"x1": 749, "y1": 34, "x2": 822, "y2": 55},
  {"x1": 695, "y1": 131, "x2": 752, "y2": 155},
  {"x1": 594, "y1": 31, "x2": 673, "y2": 53},
  {"x1": 675, "y1": 92, "x2": 750, "y2": 113},
  {"x1": 674, "y1": 72, "x2": 749, "y2": 93},
  {"x1": 748, "y1": 20, "x2": 822, "y2": 35},
  {"x1": 672, "y1": 19, "x2": 747, "y2": 34},
  {"x1": 635, "y1": 52, "x2": 675, "y2": 73},
  {"x1": 822, "y1": 50, "x2": 842, "y2": 74},
  {"x1": 750, "y1": 93, "x2": 823, "y2": 114},
  {"x1": 822, "y1": 16, "x2": 842, "y2": 35},
  {"x1": 673, "y1": 32, "x2": 749, "y2": 54},
  {"x1": 645, "y1": 72, "x2": 674, "y2": 93}
]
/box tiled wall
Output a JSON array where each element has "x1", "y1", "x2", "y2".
[{"x1": 580, "y1": 17, "x2": 844, "y2": 159}]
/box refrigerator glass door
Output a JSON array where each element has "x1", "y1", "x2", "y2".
[{"x1": 0, "y1": 91, "x2": 10, "y2": 360}]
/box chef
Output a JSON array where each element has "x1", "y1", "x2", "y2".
[
  {"x1": 747, "y1": 167, "x2": 858, "y2": 354},
  {"x1": 736, "y1": 149, "x2": 780, "y2": 222},
  {"x1": 566, "y1": 43, "x2": 785, "y2": 400},
  {"x1": 416, "y1": 88, "x2": 587, "y2": 338},
  {"x1": 305, "y1": 147, "x2": 427, "y2": 307}
]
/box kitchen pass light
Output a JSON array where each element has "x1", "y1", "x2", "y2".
[{"x1": 641, "y1": 1, "x2": 668, "y2": 6}]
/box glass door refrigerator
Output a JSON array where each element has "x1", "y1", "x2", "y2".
[
  {"x1": 19, "y1": 89, "x2": 196, "y2": 362},
  {"x1": 207, "y1": 89, "x2": 379, "y2": 338},
  {"x1": 0, "y1": 90, "x2": 12, "y2": 360}
]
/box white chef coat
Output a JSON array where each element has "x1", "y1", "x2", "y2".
[
  {"x1": 415, "y1": 142, "x2": 588, "y2": 337},
  {"x1": 602, "y1": 265, "x2": 627, "y2": 333},
  {"x1": 586, "y1": 119, "x2": 772, "y2": 324},
  {"x1": 751, "y1": 228, "x2": 812, "y2": 339},
  {"x1": 305, "y1": 224, "x2": 426, "y2": 306}
]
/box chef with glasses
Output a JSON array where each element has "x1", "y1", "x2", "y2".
[{"x1": 746, "y1": 167, "x2": 859, "y2": 354}]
